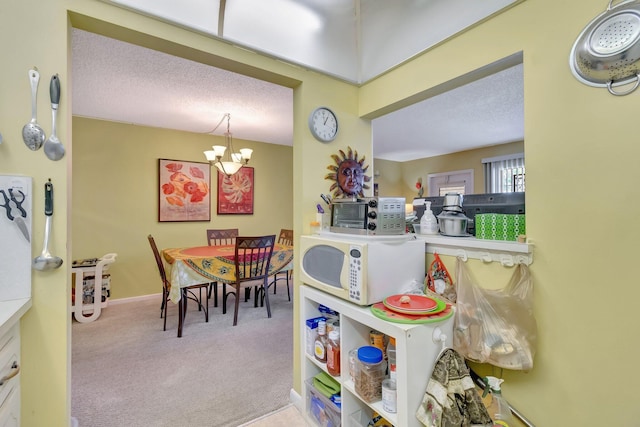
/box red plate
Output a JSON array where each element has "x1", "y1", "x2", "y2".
[{"x1": 383, "y1": 294, "x2": 438, "y2": 315}]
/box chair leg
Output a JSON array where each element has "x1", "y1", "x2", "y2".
[
  {"x1": 233, "y1": 283, "x2": 241, "y2": 326},
  {"x1": 263, "y1": 278, "x2": 272, "y2": 319},
  {"x1": 286, "y1": 272, "x2": 291, "y2": 301},
  {"x1": 208, "y1": 282, "x2": 219, "y2": 307},
  {"x1": 222, "y1": 283, "x2": 228, "y2": 314},
  {"x1": 162, "y1": 290, "x2": 168, "y2": 331},
  {"x1": 244, "y1": 287, "x2": 251, "y2": 302}
]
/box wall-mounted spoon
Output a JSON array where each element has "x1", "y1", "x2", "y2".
[
  {"x1": 43, "y1": 74, "x2": 65, "y2": 161},
  {"x1": 22, "y1": 68, "x2": 46, "y2": 151}
]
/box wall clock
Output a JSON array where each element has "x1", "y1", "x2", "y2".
[{"x1": 308, "y1": 107, "x2": 338, "y2": 143}]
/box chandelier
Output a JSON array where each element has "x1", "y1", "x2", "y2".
[{"x1": 204, "y1": 113, "x2": 252, "y2": 176}]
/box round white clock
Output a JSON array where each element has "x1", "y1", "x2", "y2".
[{"x1": 308, "y1": 107, "x2": 338, "y2": 143}]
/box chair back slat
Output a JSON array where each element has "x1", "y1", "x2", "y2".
[
  {"x1": 235, "y1": 235, "x2": 276, "y2": 282},
  {"x1": 147, "y1": 234, "x2": 169, "y2": 291},
  {"x1": 278, "y1": 229, "x2": 293, "y2": 246},
  {"x1": 207, "y1": 228, "x2": 239, "y2": 246}
]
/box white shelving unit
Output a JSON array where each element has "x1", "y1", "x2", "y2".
[{"x1": 300, "y1": 285, "x2": 454, "y2": 427}]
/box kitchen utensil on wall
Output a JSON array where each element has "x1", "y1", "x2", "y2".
[
  {"x1": 0, "y1": 175, "x2": 32, "y2": 300},
  {"x1": 0, "y1": 188, "x2": 30, "y2": 242},
  {"x1": 22, "y1": 68, "x2": 46, "y2": 150},
  {"x1": 33, "y1": 179, "x2": 63, "y2": 271},
  {"x1": 570, "y1": 0, "x2": 640, "y2": 96},
  {"x1": 43, "y1": 74, "x2": 65, "y2": 161}
]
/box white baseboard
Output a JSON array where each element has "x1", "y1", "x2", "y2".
[
  {"x1": 108, "y1": 293, "x2": 161, "y2": 305},
  {"x1": 289, "y1": 387, "x2": 302, "y2": 411}
]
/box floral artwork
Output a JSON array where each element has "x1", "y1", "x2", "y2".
[
  {"x1": 158, "y1": 159, "x2": 211, "y2": 222},
  {"x1": 217, "y1": 167, "x2": 254, "y2": 215}
]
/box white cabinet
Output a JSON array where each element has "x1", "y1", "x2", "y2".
[
  {"x1": 300, "y1": 286, "x2": 454, "y2": 427},
  {"x1": 0, "y1": 322, "x2": 22, "y2": 426}
]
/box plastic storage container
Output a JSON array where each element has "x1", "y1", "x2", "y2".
[
  {"x1": 306, "y1": 379, "x2": 342, "y2": 427},
  {"x1": 354, "y1": 346, "x2": 386, "y2": 403}
]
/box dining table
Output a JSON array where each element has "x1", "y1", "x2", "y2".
[{"x1": 162, "y1": 243, "x2": 294, "y2": 304}]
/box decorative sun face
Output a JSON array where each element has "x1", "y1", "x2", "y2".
[{"x1": 325, "y1": 146, "x2": 371, "y2": 198}]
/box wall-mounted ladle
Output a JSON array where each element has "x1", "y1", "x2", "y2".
[
  {"x1": 22, "y1": 68, "x2": 46, "y2": 151},
  {"x1": 33, "y1": 180, "x2": 63, "y2": 271}
]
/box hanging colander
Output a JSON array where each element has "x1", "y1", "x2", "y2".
[{"x1": 570, "y1": 0, "x2": 640, "y2": 96}]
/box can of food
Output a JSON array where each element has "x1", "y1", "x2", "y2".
[
  {"x1": 369, "y1": 330, "x2": 386, "y2": 358},
  {"x1": 382, "y1": 378, "x2": 397, "y2": 413}
]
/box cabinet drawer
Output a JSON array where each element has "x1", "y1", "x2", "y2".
[
  {"x1": 0, "y1": 323, "x2": 20, "y2": 411},
  {"x1": 0, "y1": 384, "x2": 20, "y2": 427}
]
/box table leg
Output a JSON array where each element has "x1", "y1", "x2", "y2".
[{"x1": 178, "y1": 289, "x2": 185, "y2": 338}]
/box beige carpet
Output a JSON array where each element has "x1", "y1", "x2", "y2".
[{"x1": 71, "y1": 287, "x2": 293, "y2": 427}]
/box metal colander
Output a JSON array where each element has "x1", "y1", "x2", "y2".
[{"x1": 570, "y1": 0, "x2": 640, "y2": 95}]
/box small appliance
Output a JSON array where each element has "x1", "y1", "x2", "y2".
[
  {"x1": 330, "y1": 197, "x2": 405, "y2": 235},
  {"x1": 299, "y1": 232, "x2": 425, "y2": 305}
]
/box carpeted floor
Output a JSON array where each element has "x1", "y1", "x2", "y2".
[{"x1": 72, "y1": 286, "x2": 294, "y2": 427}]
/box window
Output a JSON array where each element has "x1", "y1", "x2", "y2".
[
  {"x1": 427, "y1": 169, "x2": 474, "y2": 196},
  {"x1": 482, "y1": 153, "x2": 525, "y2": 193}
]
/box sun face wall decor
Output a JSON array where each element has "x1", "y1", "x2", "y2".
[{"x1": 325, "y1": 146, "x2": 371, "y2": 198}]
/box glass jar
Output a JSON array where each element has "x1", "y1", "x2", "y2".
[{"x1": 354, "y1": 346, "x2": 386, "y2": 403}]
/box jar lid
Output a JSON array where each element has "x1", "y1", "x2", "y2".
[
  {"x1": 357, "y1": 346, "x2": 383, "y2": 364},
  {"x1": 328, "y1": 330, "x2": 340, "y2": 340}
]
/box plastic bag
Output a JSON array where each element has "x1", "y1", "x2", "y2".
[
  {"x1": 425, "y1": 252, "x2": 456, "y2": 304},
  {"x1": 453, "y1": 260, "x2": 537, "y2": 370}
]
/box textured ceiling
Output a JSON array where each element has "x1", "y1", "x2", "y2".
[
  {"x1": 71, "y1": 29, "x2": 294, "y2": 146},
  {"x1": 71, "y1": 0, "x2": 525, "y2": 161}
]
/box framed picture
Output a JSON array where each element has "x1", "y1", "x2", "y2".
[
  {"x1": 217, "y1": 167, "x2": 254, "y2": 215},
  {"x1": 158, "y1": 159, "x2": 211, "y2": 222}
]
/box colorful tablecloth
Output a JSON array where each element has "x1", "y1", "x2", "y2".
[{"x1": 162, "y1": 244, "x2": 293, "y2": 303}]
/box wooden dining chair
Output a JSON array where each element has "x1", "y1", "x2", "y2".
[
  {"x1": 267, "y1": 228, "x2": 293, "y2": 301},
  {"x1": 148, "y1": 235, "x2": 209, "y2": 337},
  {"x1": 222, "y1": 235, "x2": 276, "y2": 326},
  {"x1": 206, "y1": 228, "x2": 239, "y2": 307},
  {"x1": 207, "y1": 228, "x2": 239, "y2": 246}
]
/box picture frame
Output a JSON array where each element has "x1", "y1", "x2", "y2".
[
  {"x1": 158, "y1": 159, "x2": 211, "y2": 222},
  {"x1": 217, "y1": 167, "x2": 254, "y2": 215}
]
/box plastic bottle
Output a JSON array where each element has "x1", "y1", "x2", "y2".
[
  {"x1": 387, "y1": 337, "x2": 397, "y2": 380},
  {"x1": 314, "y1": 320, "x2": 328, "y2": 363},
  {"x1": 484, "y1": 377, "x2": 516, "y2": 427},
  {"x1": 326, "y1": 330, "x2": 341, "y2": 376},
  {"x1": 420, "y1": 201, "x2": 439, "y2": 234}
]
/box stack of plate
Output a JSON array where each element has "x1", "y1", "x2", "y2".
[{"x1": 371, "y1": 294, "x2": 454, "y2": 324}]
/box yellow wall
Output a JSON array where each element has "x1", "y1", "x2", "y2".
[
  {"x1": 361, "y1": 0, "x2": 639, "y2": 425},
  {"x1": 2, "y1": 1, "x2": 368, "y2": 425},
  {"x1": 72, "y1": 117, "x2": 293, "y2": 299},
  {"x1": 375, "y1": 141, "x2": 524, "y2": 199},
  {"x1": 2, "y1": 0, "x2": 638, "y2": 425}
]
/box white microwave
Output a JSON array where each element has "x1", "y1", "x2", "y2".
[{"x1": 299, "y1": 233, "x2": 426, "y2": 305}]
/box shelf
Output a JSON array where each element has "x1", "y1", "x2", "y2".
[
  {"x1": 300, "y1": 285, "x2": 454, "y2": 427},
  {"x1": 414, "y1": 234, "x2": 533, "y2": 265}
]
